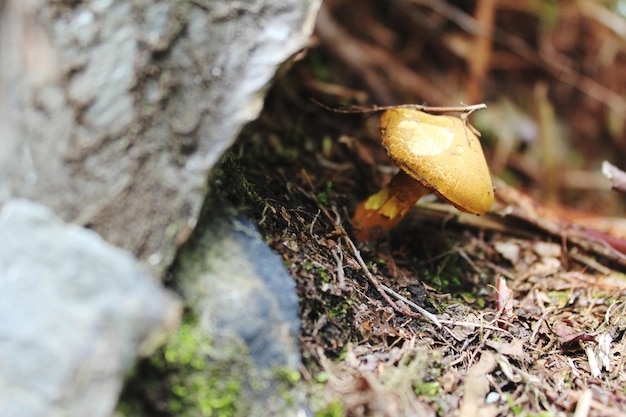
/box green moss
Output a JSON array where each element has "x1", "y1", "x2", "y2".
[
  {"x1": 327, "y1": 299, "x2": 350, "y2": 319},
  {"x1": 547, "y1": 290, "x2": 569, "y2": 305},
  {"x1": 318, "y1": 268, "x2": 330, "y2": 282},
  {"x1": 156, "y1": 316, "x2": 248, "y2": 417},
  {"x1": 120, "y1": 309, "x2": 307, "y2": 417},
  {"x1": 315, "y1": 398, "x2": 345, "y2": 417},
  {"x1": 316, "y1": 192, "x2": 329, "y2": 204},
  {"x1": 163, "y1": 321, "x2": 206, "y2": 370},
  {"x1": 274, "y1": 367, "x2": 302, "y2": 385},
  {"x1": 413, "y1": 381, "x2": 440, "y2": 397},
  {"x1": 420, "y1": 253, "x2": 475, "y2": 296},
  {"x1": 316, "y1": 182, "x2": 334, "y2": 205},
  {"x1": 118, "y1": 313, "x2": 261, "y2": 417},
  {"x1": 315, "y1": 372, "x2": 330, "y2": 383},
  {"x1": 272, "y1": 368, "x2": 304, "y2": 407}
]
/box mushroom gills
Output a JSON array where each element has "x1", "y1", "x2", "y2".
[{"x1": 351, "y1": 170, "x2": 430, "y2": 241}]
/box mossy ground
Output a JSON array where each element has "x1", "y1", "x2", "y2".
[
  {"x1": 118, "y1": 307, "x2": 307, "y2": 417},
  {"x1": 118, "y1": 314, "x2": 246, "y2": 417}
]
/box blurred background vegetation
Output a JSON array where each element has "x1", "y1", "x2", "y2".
[{"x1": 278, "y1": 0, "x2": 626, "y2": 219}]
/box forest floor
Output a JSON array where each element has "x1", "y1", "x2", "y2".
[{"x1": 224, "y1": 1, "x2": 626, "y2": 416}]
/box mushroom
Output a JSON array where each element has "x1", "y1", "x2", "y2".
[{"x1": 351, "y1": 108, "x2": 494, "y2": 241}]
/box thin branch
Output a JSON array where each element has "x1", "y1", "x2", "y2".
[
  {"x1": 378, "y1": 283, "x2": 442, "y2": 327},
  {"x1": 344, "y1": 237, "x2": 442, "y2": 328},
  {"x1": 311, "y1": 98, "x2": 487, "y2": 115}
]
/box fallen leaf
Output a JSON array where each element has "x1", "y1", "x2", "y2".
[
  {"x1": 486, "y1": 337, "x2": 525, "y2": 359},
  {"x1": 553, "y1": 320, "x2": 595, "y2": 346}
]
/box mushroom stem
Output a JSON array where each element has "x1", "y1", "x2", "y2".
[{"x1": 351, "y1": 170, "x2": 430, "y2": 241}]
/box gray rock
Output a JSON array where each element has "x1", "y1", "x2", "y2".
[
  {"x1": 0, "y1": 199, "x2": 181, "y2": 417},
  {"x1": 0, "y1": 0, "x2": 321, "y2": 276},
  {"x1": 167, "y1": 197, "x2": 305, "y2": 416}
]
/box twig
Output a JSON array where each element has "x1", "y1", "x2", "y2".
[
  {"x1": 311, "y1": 98, "x2": 487, "y2": 115},
  {"x1": 331, "y1": 244, "x2": 347, "y2": 290},
  {"x1": 331, "y1": 213, "x2": 443, "y2": 325},
  {"x1": 378, "y1": 283, "x2": 441, "y2": 326},
  {"x1": 344, "y1": 237, "x2": 442, "y2": 328},
  {"x1": 309, "y1": 209, "x2": 321, "y2": 235}
]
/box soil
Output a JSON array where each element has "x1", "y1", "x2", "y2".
[{"x1": 221, "y1": 1, "x2": 626, "y2": 416}]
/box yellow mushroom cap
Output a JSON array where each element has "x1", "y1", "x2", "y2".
[{"x1": 380, "y1": 108, "x2": 494, "y2": 214}]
